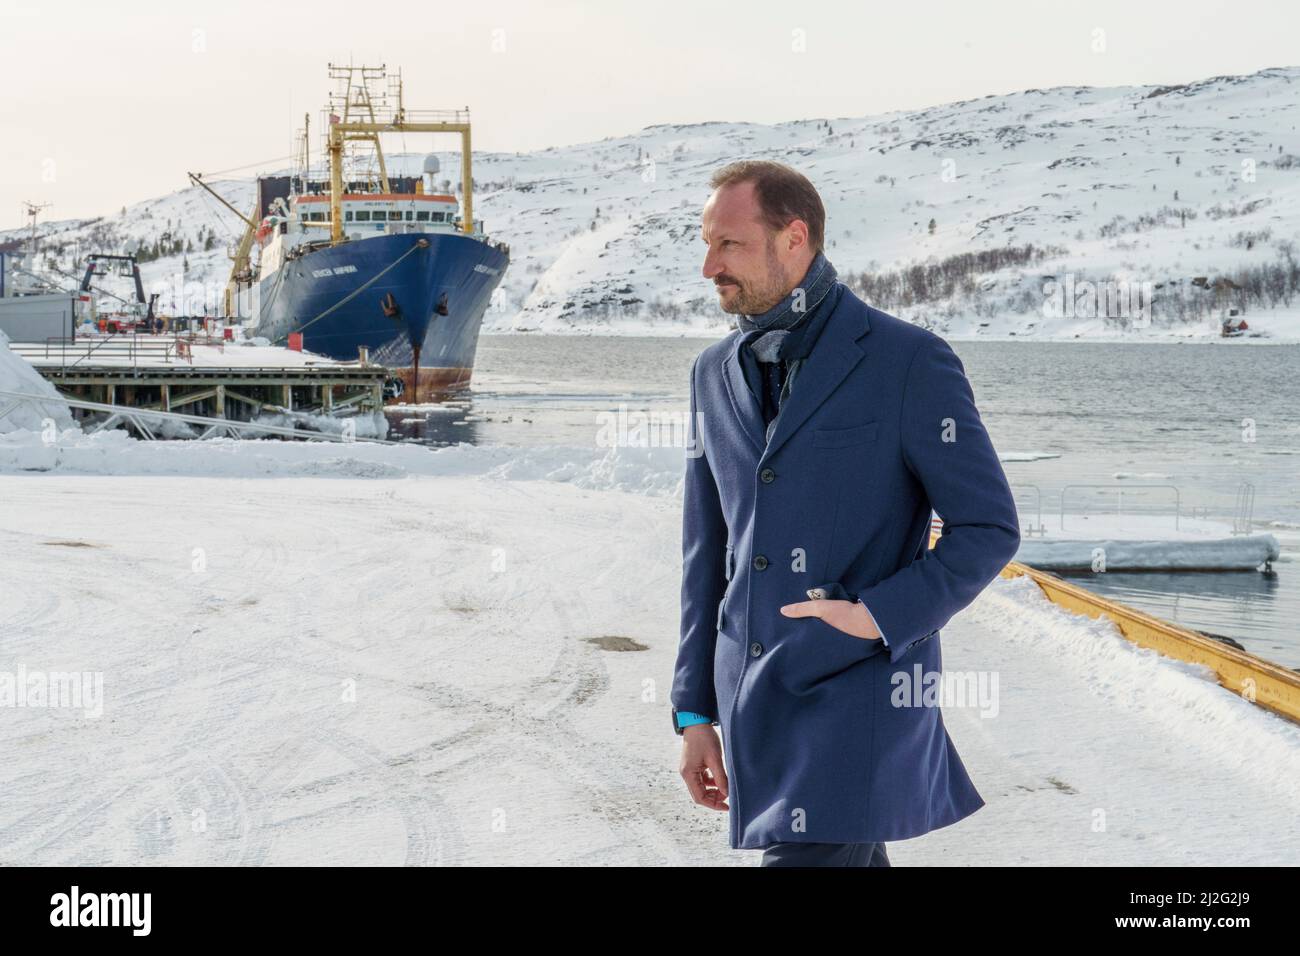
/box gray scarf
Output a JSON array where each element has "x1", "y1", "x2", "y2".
[{"x1": 736, "y1": 251, "x2": 838, "y2": 362}]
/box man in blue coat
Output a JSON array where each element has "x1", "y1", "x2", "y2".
[{"x1": 671, "y1": 160, "x2": 1021, "y2": 866}]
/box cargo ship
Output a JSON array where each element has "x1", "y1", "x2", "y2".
[{"x1": 196, "y1": 64, "x2": 509, "y2": 402}]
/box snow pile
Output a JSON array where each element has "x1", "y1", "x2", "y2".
[
  {"x1": 251, "y1": 409, "x2": 390, "y2": 440},
  {"x1": 958, "y1": 574, "x2": 1300, "y2": 834},
  {"x1": 476, "y1": 442, "x2": 686, "y2": 496},
  {"x1": 0, "y1": 426, "x2": 688, "y2": 494},
  {"x1": 0, "y1": 329, "x2": 75, "y2": 434}
]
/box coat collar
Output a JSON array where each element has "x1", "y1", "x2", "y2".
[{"x1": 722, "y1": 284, "x2": 871, "y2": 461}]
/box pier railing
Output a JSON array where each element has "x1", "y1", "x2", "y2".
[
  {"x1": 10, "y1": 335, "x2": 185, "y2": 371},
  {"x1": 0, "y1": 387, "x2": 397, "y2": 444},
  {"x1": 1059, "y1": 482, "x2": 1182, "y2": 531}
]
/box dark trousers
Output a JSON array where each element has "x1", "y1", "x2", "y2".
[{"x1": 760, "y1": 841, "x2": 891, "y2": 867}]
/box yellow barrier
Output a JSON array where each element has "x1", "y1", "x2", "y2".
[{"x1": 927, "y1": 531, "x2": 1300, "y2": 725}]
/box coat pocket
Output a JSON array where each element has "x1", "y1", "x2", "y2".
[
  {"x1": 784, "y1": 616, "x2": 880, "y2": 694},
  {"x1": 717, "y1": 545, "x2": 736, "y2": 630},
  {"x1": 812, "y1": 421, "x2": 878, "y2": 448},
  {"x1": 779, "y1": 581, "x2": 883, "y2": 693}
]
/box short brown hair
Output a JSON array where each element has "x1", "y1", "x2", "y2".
[{"x1": 708, "y1": 160, "x2": 826, "y2": 255}]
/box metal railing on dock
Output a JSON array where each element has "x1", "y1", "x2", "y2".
[
  {"x1": 1059, "y1": 482, "x2": 1182, "y2": 531},
  {"x1": 0, "y1": 387, "x2": 397, "y2": 443},
  {"x1": 10, "y1": 335, "x2": 184, "y2": 370}
]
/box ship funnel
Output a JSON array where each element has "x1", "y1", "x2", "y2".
[{"x1": 422, "y1": 154, "x2": 441, "y2": 193}]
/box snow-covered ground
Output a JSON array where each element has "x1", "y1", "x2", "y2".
[
  {"x1": 0, "y1": 428, "x2": 686, "y2": 491},
  {"x1": 2, "y1": 329, "x2": 1297, "y2": 863},
  {"x1": 1, "y1": 454, "x2": 1298, "y2": 864},
  {"x1": 9, "y1": 65, "x2": 1300, "y2": 340}
]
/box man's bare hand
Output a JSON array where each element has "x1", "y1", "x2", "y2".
[
  {"x1": 780, "y1": 598, "x2": 883, "y2": 640},
  {"x1": 679, "y1": 724, "x2": 729, "y2": 811}
]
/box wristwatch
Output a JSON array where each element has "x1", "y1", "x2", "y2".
[{"x1": 672, "y1": 708, "x2": 715, "y2": 735}]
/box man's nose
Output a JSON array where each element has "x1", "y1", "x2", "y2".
[{"x1": 702, "y1": 248, "x2": 722, "y2": 279}]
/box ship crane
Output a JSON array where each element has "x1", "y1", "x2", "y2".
[{"x1": 186, "y1": 171, "x2": 258, "y2": 318}]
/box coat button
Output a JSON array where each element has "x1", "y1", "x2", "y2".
[
  {"x1": 752, "y1": 554, "x2": 768, "y2": 570},
  {"x1": 806, "y1": 587, "x2": 826, "y2": 600},
  {"x1": 760, "y1": 467, "x2": 776, "y2": 483},
  {"x1": 750, "y1": 642, "x2": 763, "y2": 657}
]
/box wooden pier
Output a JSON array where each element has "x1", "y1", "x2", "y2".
[{"x1": 8, "y1": 334, "x2": 391, "y2": 427}]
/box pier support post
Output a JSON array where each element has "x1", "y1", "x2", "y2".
[{"x1": 215, "y1": 385, "x2": 225, "y2": 418}]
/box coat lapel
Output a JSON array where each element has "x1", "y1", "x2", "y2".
[
  {"x1": 722, "y1": 330, "x2": 767, "y2": 455},
  {"x1": 758, "y1": 294, "x2": 872, "y2": 464}
]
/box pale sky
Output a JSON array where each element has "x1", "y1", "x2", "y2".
[{"x1": 3, "y1": 0, "x2": 1297, "y2": 226}]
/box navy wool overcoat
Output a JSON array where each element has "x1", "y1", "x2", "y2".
[{"x1": 671, "y1": 284, "x2": 1021, "y2": 849}]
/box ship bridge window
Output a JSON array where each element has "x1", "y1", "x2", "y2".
[
  {"x1": 345, "y1": 211, "x2": 354, "y2": 222},
  {"x1": 388, "y1": 210, "x2": 403, "y2": 221},
  {"x1": 355, "y1": 211, "x2": 371, "y2": 222},
  {"x1": 405, "y1": 210, "x2": 414, "y2": 221},
  {"x1": 416, "y1": 210, "x2": 430, "y2": 222}
]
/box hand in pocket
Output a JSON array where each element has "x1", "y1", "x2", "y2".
[{"x1": 780, "y1": 581, "x2": 883, "y2": 641}]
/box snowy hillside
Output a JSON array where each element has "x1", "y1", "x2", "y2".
[
  {"x1": 1, "y1": 179, "x2": 255, "y2": 317},
  {"x1": 8, "y1": 65, "x2": 1300, "y2": 340}
]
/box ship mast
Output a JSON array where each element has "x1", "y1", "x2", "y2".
[
  {"x1": 328, "y1": 64, "x2": 391, "y2": 194},
  {"x1": 324, "y1": 63, "x2": 475, "y2": 244}
]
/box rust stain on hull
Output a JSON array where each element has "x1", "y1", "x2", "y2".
[{"x1": 386, "y1": 366, "x2": 473, "y2": 404}]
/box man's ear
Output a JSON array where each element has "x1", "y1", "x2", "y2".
[{"x1": 783, "y1": 218, "x2": 810, "y2": 254}]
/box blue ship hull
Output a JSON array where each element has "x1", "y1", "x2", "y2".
[{"x1": 251, "y1": 231, "x2": 508, "y2": 398}]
